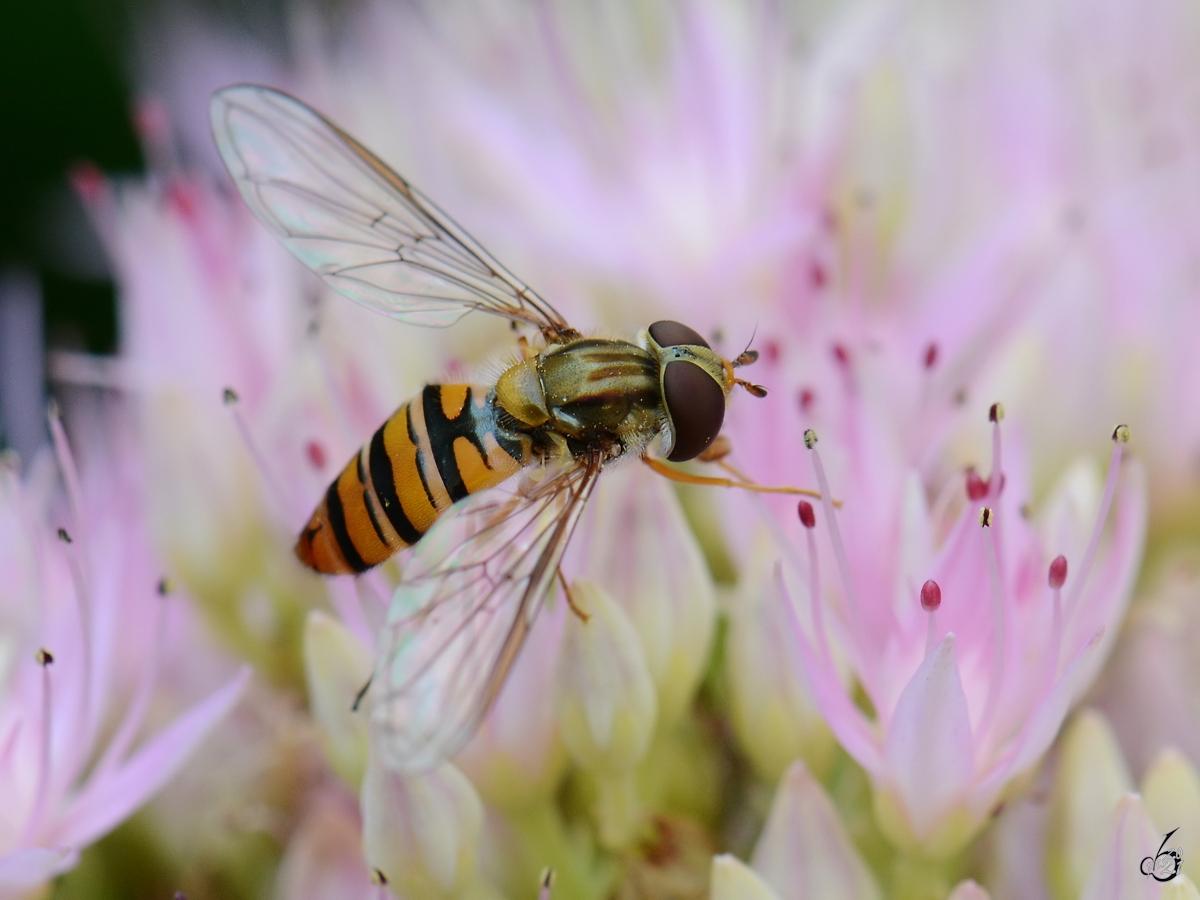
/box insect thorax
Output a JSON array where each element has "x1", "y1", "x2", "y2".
[{"x1": 494, "y1": 338, "x2": 664, "y2": 458}]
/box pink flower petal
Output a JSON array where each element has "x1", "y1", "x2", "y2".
[
  {"x1": 883, "y1": 634, "x2": 974, "y2": 839},
  {"x1": 0, "y1": 846, "x2": 78, "y2": 890},
  {"x1": 787, "y1": 583, "x2": 883, "y2": 772},
  {"x1": 50, "y1": 667, "x2": 250, "y2": 847},
  {"x1": 751, "y1": 761, "x2": 882, "y2": 900}
]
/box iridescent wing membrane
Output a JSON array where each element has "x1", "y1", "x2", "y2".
[
  {"x1": 369, "y1": 456, "x2": 601, "y2": 771},
  {"x1": 209, "y1": 85, "x2": 572, "y2": 334}
]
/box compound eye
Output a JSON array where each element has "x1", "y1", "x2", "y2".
[
  {"x1": 663, "y1": 360, "x2": 725, "y2": 461},
  {"x1": 649, "y1": 320, "x2": 710, "y2": 349}
]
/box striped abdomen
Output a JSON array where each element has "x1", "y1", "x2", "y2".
[{"x1": 296, "y1": 384, "x2": 532, "y2": 574}]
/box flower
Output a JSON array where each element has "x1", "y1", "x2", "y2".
[
  {"x1": 0, "y1": 410, "x2": 247, "y2": 891},
  {"x1": 784, "y1": 414, "x2": 1145, "y2": 856},
  {"x1": 58, "y1": 0, "x2": 1200, "y2": 893}
]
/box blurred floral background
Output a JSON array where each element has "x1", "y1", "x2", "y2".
[{"x1": 3, "y1": 0, "x2": 1200, "y2": 898}]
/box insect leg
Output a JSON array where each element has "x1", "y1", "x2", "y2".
[
  {"x1": 641, "y1": 455, "x2": 840, "y2": 505},
  {"x1": 351, "y1": 673, "x2": 374, "y2": 712},
  {"x1": 557, "y1": 569, "x2": 590, "y2": 623}
]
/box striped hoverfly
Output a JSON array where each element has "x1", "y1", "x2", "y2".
[{"x1": 210, "y1": 85, "x2": 812, "y2": 771}]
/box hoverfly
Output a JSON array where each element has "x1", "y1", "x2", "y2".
[{"x1": 210, "y1": 85, "x2": 811, "y2": 771}]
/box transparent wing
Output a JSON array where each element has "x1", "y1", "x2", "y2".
[
  {"x1": 368, "y1": 454, "x2": 601, "y2": 772},
  {"x1": 209, "y1": 84, "x2": 573, "y2": 334}
]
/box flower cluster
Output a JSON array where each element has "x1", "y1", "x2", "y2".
[
  {"x1": 0, "y1": 409, "x2": 246, "y2": 893},
  {"x1": 19, "y1": 0, "x2": 1200, "y2": 897}
]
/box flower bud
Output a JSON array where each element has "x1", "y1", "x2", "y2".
[
  {"x1": 1077, "y1": 794, "x2": 1161, "y2": 900},
  {"x1": 1162, "y1": 876, "x2": 1200, "y2": 900},
  {"x1": 360, "y1": 750, "x2": 501, "y2": 900},
  {"x1": 947, "y1": 881, "x2": 991, "y2": 900},
  {"x1": 1046, "y1": 709, "x2": 1133, "y2": 900},
  {"x1": 452, "y1": 597, "x2": 569, "y2": 810},
  {"x1": 727, "y1": 538, "x2": 835, "y2": 782},
  {"x1": 750, "y1": 761, "x2": 882, "y2": 900},
  {"x1": 554, "y1": 579, "x2": 656, "y2": 847},
  {"x1": 303, "y1": 611, "x2": 373, "y2": 788},
  {"x1": 1142, "y1": 748, "x2": 1200, "y2": 887},
  {"x1": 275, "y1": 788, "x2": 375, "y2": 900},
  {"x1": 573, "y1": 465, "x2": 715, "y2": 726},
  {"x1": 554, "y1": 580, "x2": 656, "y2": 773},
  {"x1": 710, "y1": 855, "x2": 781, "y2": 900}
]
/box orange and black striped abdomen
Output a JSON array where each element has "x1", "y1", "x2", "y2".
[{"x1": 296, "y1": 384, "x2": 532, "y2": 574}]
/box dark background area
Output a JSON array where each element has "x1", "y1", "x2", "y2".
[{"x1": 0, "y1": 0, "x2": 143, "y2": 358}]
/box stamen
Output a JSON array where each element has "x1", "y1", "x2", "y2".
[
  {"x1": 540, "y1": 868, "x2": 555, "y2": 900},
  {"x1": 803, "y1": 429, "x2": 872, "y2": 688},
  {"x1": 797, "y1": 501, "x2": 834, "y2": 669},
  {"x1": 921, "y1": 579, "x2": 941, "y2": 659},
  {"x1": 48, "y1": 402, "x2": 90, "y2": 570},
  {"x1": 223, "y1": 386, "x2": 299, "y2": 521},
  {"x1": 987, "y1": 403, "x2": 1005, "y2": 503},
  {"x1": 24, "y1": 649, "x2": 55, "y2": 844},
  {"x1": 1046, "y1": 555, "x2": 1067, "y2": 682},
  {"x1": 978, "y1": 508, "x2": 1007, "y2": 742},
  {"x1": 91, "y1": 578, "x2": 169, "y2": 779},
  {"x1": 47, "y1": 407, "x2": 95, "y2": 742},
  {"x1": 1065, "y1": 427, "x2": 1128, "y2": 617}
]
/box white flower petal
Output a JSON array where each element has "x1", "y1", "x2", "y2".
[
  {"x1": 882, "y1": 634, "x2": 975, "y2": 842},
  {"x1": 360, "y1": 750, "x2": 492, "y2": 900},
  {"x1": 710, "y1": 854, "x2": 782, "y2": 900},
  {"x1": 304, "y1": 611, "x2": 373, "y2": 789}
]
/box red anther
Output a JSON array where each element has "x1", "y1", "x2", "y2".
[
  {"x1": 832, "y1": 343, "x2": 850, "y2": 366},
  {"x1": 306, "y1": 440, "x2": 327, "y2": 470},
  {"x1": 966, "y1": 467, "x2": 989, "y2": 501},
  {"x1": 167, "y1": 180, "x2": 199, "y2": 218},
  {"x1": 923, "y1": 343, "x2": 939, "y2": 370},
  {"x1": 799, "y1": 388, "x2": 815, "y2": 414},
  {"x1": 989, "y1": 402, "x2": 1004, "y2": 423},
  {"x1": 1048, "y1": 555, "x2": 1068, "y2": 589},
  {"x1": 920, "y1": 580, "x2": 942, "y2": 612},
  {"x1": 763, "y1": 339, "x2": 781, "y2": 365},
  {"x1": 70, "y1": 162, "x2": 105, "y2": 204},
  {"x1": 133, "y1": 97, "x2": 170, "y2": 145},
  {"x1": 810, "y1": 260, "x2": 828, "y2": 290},
  {"x1": 798, "y1": 501, "x2": 816, "y2": 529}
]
